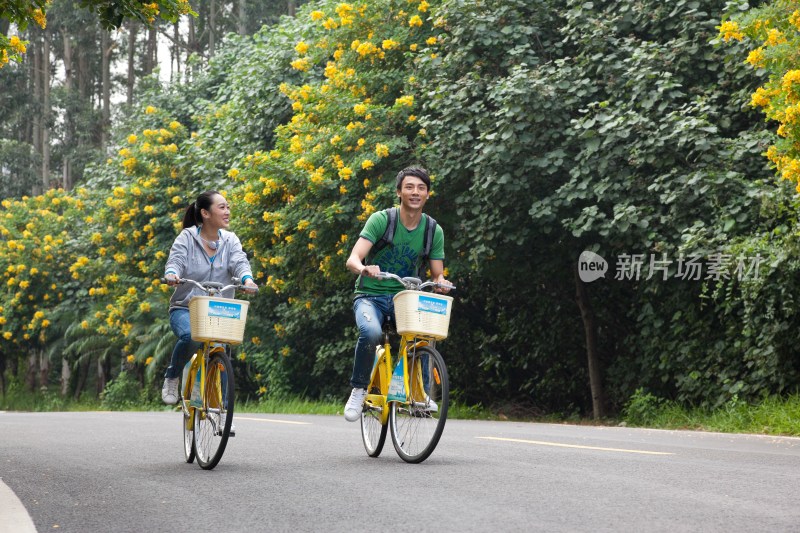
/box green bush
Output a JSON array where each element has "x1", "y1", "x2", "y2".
[{"x1": 100, "y1": 372, "x2": 143, "y2": 410}]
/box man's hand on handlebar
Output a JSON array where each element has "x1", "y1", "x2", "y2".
[{"x1": 360, "y1": 265, "x2": 381, "y2": 279}]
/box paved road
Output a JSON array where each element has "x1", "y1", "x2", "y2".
[{"x1": 1, "y1": 411, "x2": 799, "y2": 532}]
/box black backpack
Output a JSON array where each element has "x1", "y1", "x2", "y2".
[{"x1": 365, "y1": 207, "x2": 437, "y2": 278}]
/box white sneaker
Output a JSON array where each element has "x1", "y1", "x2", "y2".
[
  {"x1": 344, "y1": 388, "x2": 367, "y2": 422},
  {"x1": 161, "y1": 377, "x2": 179, "y2": 405},
  {"x1": 218, "y1": 412, "x2": 235, "y2": 437},
  {"x1": 414, "y1": 396, "x2": 438, "y2": 412}
]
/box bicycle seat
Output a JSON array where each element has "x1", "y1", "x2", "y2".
[{"x1": 381, "y1": 315, "x2": 397, "y2": 335}]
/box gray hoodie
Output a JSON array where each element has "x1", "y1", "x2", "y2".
[{"x1": 164, "y1": 225, "x2": 254, "y2": 311}]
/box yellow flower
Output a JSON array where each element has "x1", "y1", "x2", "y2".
[
  {"x1": 41, "y1": 320, "x2": 50, "y2": 328},
  {"x1": 718, "y1": 20, "x2": 743, "y2": 42},
  {"x1": 339, "y1": 167, "x2": 353, "y2": 180},
  {"x1": 353, "y1": 103, "x2": 367, "y2": 115},
  {"x1": 145, "y1": 357, "x2": 154, "y2": 365},
  {"x1": 145, "y1": 105, "x2": 157, "y2": 114},
  {"x1": 238, "y1": 352, "x2": 247, "y2": 361},
  {"x1": 127, "y1": 355, "x2": 135, "y2": 364},
  {"x1": 228, "y1": 168, "x2": 240, "y2": 179},
  {"x1": 259, "y1": 386, "x2": 267, "y2": 394},
  {"x1": 409, "y1": 15, "x2": 423, "y2": 27},
  {"x1": 311, "y1": 10, "x2": 324, "y2": 21},
  {"x1": 127, "y1": 134, "x2": 138, "y2": 144},
  {"x1": 32, "y1": 9, "x2": 46, "y2": 29},
  {"x1": 375, "y1": 143, "x2": 389, "y2": 157},
  {"x1": 382, "y1": 39, "x2": 399, "y2": 50},
  {"x1": 295, "y1": 41, "x2": 309, "y2": 55},
  {"x1": 3, "y1": 332, "x2": 12, "y2": 340},
  {"x1": 419, "y1": 0, "x2": 429, "y2": 11},
  {"x1": 291, "y1": 58, "x2": 310, "y2": 71},
  {"x1": 362, "y1": 159, "x2": 374, "y2": 169},
  {"x1": 9, "y1": 36, "x2": 26, "y2": 54}
]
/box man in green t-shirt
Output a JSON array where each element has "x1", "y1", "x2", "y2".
[{"x1": 343, "y1": 166, "x2": 450, "y2": 421}]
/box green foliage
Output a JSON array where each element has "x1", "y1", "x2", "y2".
[{"x1": 100, "y1": 371, "x2": 144, "y2": 410}]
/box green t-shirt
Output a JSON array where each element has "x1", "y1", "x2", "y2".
[{"x1": 355, "y1": 209, "x2": 445, "y2": 295}]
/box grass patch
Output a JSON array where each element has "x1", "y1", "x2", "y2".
[{"x1": 622, "y1": 390, "x2": 800, "y2": 437}]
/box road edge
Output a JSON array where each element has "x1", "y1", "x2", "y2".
[{"x1": 0, "y1": 477, "x2": 37, "y2": 533}]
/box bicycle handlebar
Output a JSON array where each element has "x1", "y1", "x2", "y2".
[
  {"x1": 375, "y1": 271, "x2": 456, "y2": 292},
  {"x1": 160, "y1": 277, "x2": 259, "y2": 295}
]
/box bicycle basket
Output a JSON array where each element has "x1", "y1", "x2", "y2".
[
  {"x1": 189, "y1": 296, "x2": 250, "y2": 345},
  {"x1": 393, "y1": 290, "x2": 453, "y2": 340}
]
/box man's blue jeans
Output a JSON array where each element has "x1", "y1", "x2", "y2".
[
  {"x1": 351, "y1": 295, "x2": 394, "y2": 389},
  {"x1": 165, "y1": 308, "x2": 201, "y2": 380}
]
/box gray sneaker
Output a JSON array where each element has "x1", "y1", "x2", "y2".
[{"x1": 161, "y1": 377, "x2": 179, "y2": 405}]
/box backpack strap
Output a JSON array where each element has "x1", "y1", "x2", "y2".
[
  {"x1": 359, "y1": 208, "x2": 397, "y2": 289},
  {"x1": 416, "y1": 214, "x2": 437, "y2": 278},
  {"x1": 371, "y1": 207, "x2": 398, "y2": 257}
]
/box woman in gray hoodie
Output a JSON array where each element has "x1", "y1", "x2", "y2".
[{"x1": 161, "y1": 190, "x2": 258, "y2": 405}]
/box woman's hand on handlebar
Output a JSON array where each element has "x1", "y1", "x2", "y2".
[
  {"x1": 164, "y1": 273, "x2": 180, "y2": 286},
  {"x1": 243, "y1": 279, "x2": 259, "y2": 294}
]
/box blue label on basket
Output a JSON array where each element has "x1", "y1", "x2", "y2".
[
  {"x1": 208, "y1": 300, "x2": 242, "y2": 320},
  {"x1": 418, "y1": 295, "x2": 447, "y2": 315}
]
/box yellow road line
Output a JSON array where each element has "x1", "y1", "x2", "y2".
[
  {"x1": 236, "y1": 417, "x2": 311, "y2": 425},
  {"x1": 477, "y1": 436, "x2": 674, "y2": 455}
]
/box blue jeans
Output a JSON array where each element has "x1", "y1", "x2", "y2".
[
  {"x1": 351, "y1": 295, "x2": 394, "y2": 389},
  {"x1": 165, "y1": 308, "x2": 201, "y2": 380}
]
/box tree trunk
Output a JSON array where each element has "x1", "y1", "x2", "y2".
[
  {"x1": 97, "y1": 357, "x2": 109, "y2": 395},
  {"x1": 288, "y1": 0, "x2": 296, "y2": 17},
  {"x1": 32, "y1": 36, "x2": 41, "y2": 190},
  {"x1": 127, "y1": 21, "x2": 137, "y2": 105},
  {"x1": 0, "y1": 354, "x2": 6, "y2": 397},
  {"x1": 172, "y1": 22, "x2": 181, "y2": 81},
  {"x1": 574, "y1": 264, "x2": 605, "y2": 419},
  {"x1": 238, "y1": 0, "x2": 247, "y2": 35},
  {"x1": 73, "y1": 362, "x2": 88, "y2": 400},
  {"x1": 26, "y1": 351, "x2": 38, "y2": 392},
  {"x1": 101, "y1": 29, "x2": 112, "y2": 151},
  {"x1": 38, "y1": 349, "x2": 49, "y2": 391},
  {"x1": 41, "y1": 31, "x2": 50, "y2": 192},
  {"x1": 62, "y1": 29, "x2": 73, "y2": 190},
  {"x1": 209, "y1": 0, "x2": 216, "y2": 58},
  {"x1": 60, "y1": 358, "x2": 71, "y2": 397}
]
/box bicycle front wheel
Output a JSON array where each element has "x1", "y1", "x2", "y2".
[
  {"x1": 194, "y1": 350, "x2": 235, "y2": 470},
  {"x1": 389, "y1": 345, "x2": 449, "y2": 463}
]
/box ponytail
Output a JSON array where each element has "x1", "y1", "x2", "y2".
[{"x1": 181, "y1": 201, "x2": 197, "y2": 229}]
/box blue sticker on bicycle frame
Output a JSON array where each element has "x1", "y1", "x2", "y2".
[
  {"x1": 418, "y1": 295, "x2": 448, "y2": 315},
  {"x1": 208, "y1": 300, "x2": 242, "y2": 320}
]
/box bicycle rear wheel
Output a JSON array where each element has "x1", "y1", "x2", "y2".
[
  {"x1": 194, "y1": 350, "x2": 235, "y2": 470},
  {"x1": 361, "y1": 397, "x2": 387, "y2": 457},
  {"x1": 389, "y1": 345, "x2": 449, "y2": 463}
]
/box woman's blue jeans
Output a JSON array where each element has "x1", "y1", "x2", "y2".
[
  {"x1": 351, "y1": 295, "x2": 394, "y2": 389},
  {"x1": 165, "y1": 308, "x2": 201, "y2": 380}
]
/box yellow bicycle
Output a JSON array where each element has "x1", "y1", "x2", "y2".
[
  {"x1": 167, "y1": 278, "x2": 254, "y2": 470},
  {"x1": 360, "y1": 272, "x2": 455, "y2": 463}
]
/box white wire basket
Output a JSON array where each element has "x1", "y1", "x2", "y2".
[
  {"x1": 189, "y1": 296, "x2": 250, "y2": 345},
  {"x1": 393, "y1": 290, "x2": 453, "y2": 340}
]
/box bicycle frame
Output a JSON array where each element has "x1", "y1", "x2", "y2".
[
  {"x1": 180, "y1": 342, "x2": 226, "y2": 431},
  {"x1": 365, "y1": 333, "x2": 433, "y2": 425}
]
